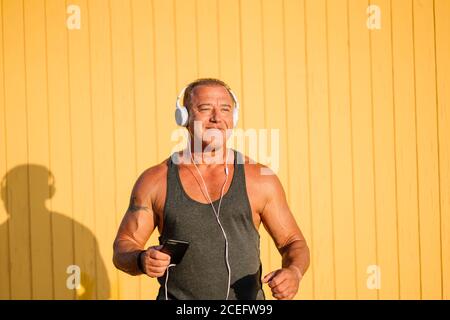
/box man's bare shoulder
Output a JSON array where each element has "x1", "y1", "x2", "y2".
[
  {"x1": 241, "y1": 154, "x2": 282, "y2": 191},
  {"x1": 131, "y1": 158, "x2": 169, "y2": 203},
  {"x1": 242, "y1": 154, "x2": 277, "y2": 178}
]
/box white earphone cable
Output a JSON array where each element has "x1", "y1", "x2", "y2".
[
  {"x1": 165, "y1": 263, "x2": 176, "y2": 300},
  {"x1": 188, "y1": 142, "x2": 231, "y2": 300},
  {"x1": 164, "y1": 143, "x2": 232, "y2": 300},
  {"x1": 169, "y1": 84, "x2": 238, "y2": 300}
]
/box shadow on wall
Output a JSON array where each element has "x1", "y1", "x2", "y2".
[{"x1": 0, "y1": 164, "x2": 110, "y2": 299}]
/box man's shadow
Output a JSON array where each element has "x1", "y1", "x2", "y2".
[{"x1": 0, "y1": 164, "x2": 110, "y2": 299}]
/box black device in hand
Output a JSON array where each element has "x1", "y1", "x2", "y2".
[{"x1": 160, "y1": 239, "x2": 189, "y2": 265}]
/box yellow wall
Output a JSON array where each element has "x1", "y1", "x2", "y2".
[{"x1": 1, "y1": 0, "x2": 449, "y2": 300}]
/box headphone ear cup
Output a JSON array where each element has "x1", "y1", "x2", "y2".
[
  {"x1": 233, "y1": 108, "x2": 239, "y2": 128},
  {"x1": 175, "y1": 106, "x2": 189, "y2": 127},
  {"x1": 48, "y1": 185, "x2": 55, "y2": 198},
  {"x1": 47, "y1": 173, "x2": 56, "y2": 198},
  {"x1": 0, "y1": 186, "x2": 5, "y2": 203}
]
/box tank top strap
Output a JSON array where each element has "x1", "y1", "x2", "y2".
[
  {"x1": 166, "y1": 152, "x2": 183, "y2": 196},
  {"x1": 228, "y1": 149, "x2": 245, "y2": 194}
]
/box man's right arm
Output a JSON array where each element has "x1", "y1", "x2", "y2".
[{"x1": 112, "y1": 176, "x2": 157, "y2": 276}]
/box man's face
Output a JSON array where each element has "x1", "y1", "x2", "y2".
[{"x1": 187, "y1": 85, "x2": 234, "y2": 151}]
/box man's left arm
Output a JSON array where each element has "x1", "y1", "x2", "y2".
[{"x1": 259, "y1": 172, "x2": 310, "y2": 300}]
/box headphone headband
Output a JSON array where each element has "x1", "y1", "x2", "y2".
[{"x1": 175, "y1": 84, "x2": 240, "y2": 127}]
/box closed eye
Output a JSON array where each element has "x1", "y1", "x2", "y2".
[{"x1": 197, "y1": 104, "x2": 213, "y2": 112}]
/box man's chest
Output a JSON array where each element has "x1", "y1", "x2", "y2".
[{"x1": 152, "y1": 169, "x2": 265, "y2": 230}]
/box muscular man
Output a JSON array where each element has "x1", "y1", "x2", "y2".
[{"x1": 113, "y1": 78, "x2": 310, "y2": 300}]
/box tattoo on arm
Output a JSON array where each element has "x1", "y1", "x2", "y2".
[{"x1": 128, "y1": 196, "x2": 150, "y2": 213}]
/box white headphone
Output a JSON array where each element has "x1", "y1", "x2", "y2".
[{"x1": 175, "y1": 85, "x2": 240, "y2": 128}]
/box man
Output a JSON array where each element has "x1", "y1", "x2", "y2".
[{"x1": 113, "y1": 78, "x2": 310, "y2": 300}]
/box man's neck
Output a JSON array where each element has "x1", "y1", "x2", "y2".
[{"x1": 185, "y1": 142, "x2": 231, "y2": 167}]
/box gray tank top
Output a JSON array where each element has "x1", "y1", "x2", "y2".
[{"x1": 156, "y1": 149, "x2": 265, "y2": 300}]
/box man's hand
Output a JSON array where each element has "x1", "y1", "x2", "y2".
[
  {"x1": 262, "y1": 266, "x2": 302, "y2": 300},
  {"x1": 141, "y1": 245, "x2": 171, "y2": 277}
]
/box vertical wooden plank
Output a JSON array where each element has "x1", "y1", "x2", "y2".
[
  {"x1": 172, "y1": 0, "x2": 196, "y2": 160},
  {"x1": 435, "y1": 0, "x2": 450, "y2": 300},
  {"x1": 370, "y1": 0, "x2": 400, "y2": 299},
  {"x1": 2, "y1": 0, "x2": 32, "y2": 299},
  {"x1": 45, "y1": 0, "x2": 75, "y2": 299},
  {"x1": 67, "y1": 0, "x2": 98, "y2": 300},
  {"x1": 304, "y1": 0, "x2": 335, "y2": 299},
  {"x1": 23, "y1": 0, "x2": 53, "y2": 299},
  {"x1": 88, "y1": 0, "x2": 117, "y2": 300},
  {"x1": 261, "y1": 0, "x2": 288, "y2": 198},
  {"x1": 131, "y1": 0, "x2": 160, "y2": 300},
  {"x1": 217, "y1": 0, "x2": 243, "y2": 160},
  {"x1": 283, "y1": 0, "x2": 314, "y2": 300},
  {"x1": 412, "y1": 0, "x2": 442, "y2": 300},
  {"x1": 171, "y1": 0, "x2": 195, "y2": 162},
  {"x1": 239, "y1": 0, "x2": 271, "y2": 299},
  {"x1": 153, "y1": 0, "x2": 177, "y2": 159},
  {"x1": 239, "y1": 0, "x2": 265, "y2": 132},
  {"x1": 348, "y1": 0, "x2": 378, "y2": 300},
  {"x1": 391, "y1": 0, "x2": 421, "y2": 299},
  {"x1": 217, "y1": 0, "x2": 241, "y2": 106},
  {"x1": 196, "y1": 0, "x2": 219, "y2": 78},
  {"x1": 261, "y1": 0, "x2": 289, "y2": 283},
  {"x1": 109, "y1": 0, "x2": 140, "y2": 299},
  {"x1": 327, "y1": 0, "x2": 357, "y2": 299},
  {"x1": 174, "y1": 0, "x2": 198, "y2": 85},
  {"x1": 0, "y1": 0, "x2": 11, "y2": 299}
]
